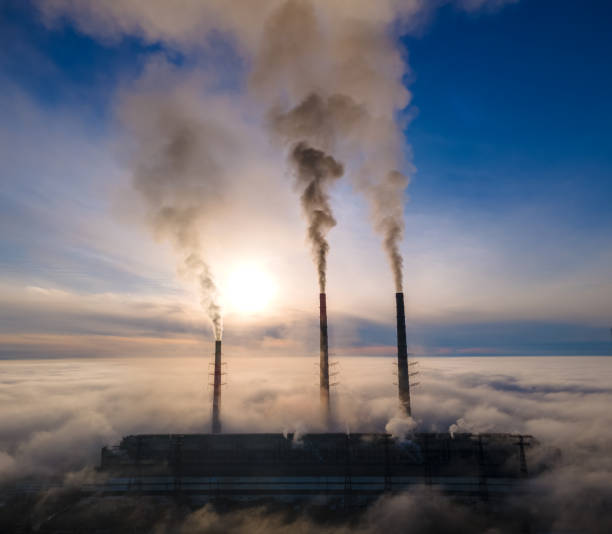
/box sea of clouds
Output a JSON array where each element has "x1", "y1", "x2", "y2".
[{"x1": 1, "y1": 355, "x2": 611, "y2": 532}]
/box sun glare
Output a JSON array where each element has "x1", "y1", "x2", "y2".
[{"x1": 225, "y1": 262, "x2": 277, "y2": 315}]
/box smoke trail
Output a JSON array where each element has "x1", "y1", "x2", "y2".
[
  {"x1": 41, "y1": 0, "x2": 416, "y2": 296},
  {"x1": 37, "y1": 0, "x2": 519, "y2": 302},
  {"x1": 290, "y1": 142, "x2": 343, "y2": 292},
  {"x1": 270, "y1": 93, "x2": 409, "y2": 292},
  {"x1": 270, "y1": 92, "x2": 361, "y2": 290},
  {"x1": 121, "y1": 81, "x2": 232, "y2": 340},
  {"x1": 270, "y1": 94, "x2": 408, "y2": 292},
  {"x1": 183, "y1": 253, "x2": 222, "y2": 340},
  {"x1": 371, "y1": 170, "x2": 410, "y2": 292},
  {"x1": 255, "y1": 1, "x2": 411, "y2": 292}
]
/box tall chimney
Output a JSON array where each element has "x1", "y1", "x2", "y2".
[
  {"x1": 395, "y1": 292, "x2": 411, "y2": 416},
  {"x1": 211, "y1": 339, "x2": 222, "y2": 434},
  {"x1": 320, "y1": 293, "x2": 331, "y2": 426}
]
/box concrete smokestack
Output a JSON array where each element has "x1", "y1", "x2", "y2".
[
  {"x1": 211, "y1": 339, "x2": 222, "y2": 434},
  {"x1": 395, "y1": 292, "x2": 411, "y2": 416},
  {"x1": 319, "y1": 293, "x2": 331, "y2": 426}
]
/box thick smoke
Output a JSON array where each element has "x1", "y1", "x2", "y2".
[
  {"x1": 374, "y1": 170, "x2": 410, "y2": 292},
  {"x1": 271, "y1": 92, "x2": 360, "y2": 290},
  {"x1": 269, "y1": 88, "x2": 408, "y2": 292},
  {"x1": 290, "y1": 142, "x2": 343, "y2": 292},
  {"x1": 255, "y1": 0, "x2": 411, "y2": 292},
  {"x1": 120, "y1": 78, "x2": 234, "y2": 340},
  {"x1": 34, "y1": 0, "x2": 471, "y2": 296},
  {"x1": 35, "y1": 1, "x2": 516, "y2": 296},
  {"x1": 270, "y1": 93, "x2": 367, "y2": 154}
]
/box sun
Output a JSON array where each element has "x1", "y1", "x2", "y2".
[{"x1": 225, "y1": 262, "x2": 277, "y2": 315}]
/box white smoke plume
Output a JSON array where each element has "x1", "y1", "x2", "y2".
[{"x1": 385, "y1": 410, "x2": 417, "y2": 441}]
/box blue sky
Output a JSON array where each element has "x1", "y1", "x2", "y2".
[
  {"x1": 1, "y1": 0, "x2": 611, "y2": 357},
  {"x1": 406, "y1": 0, "x2": 612, "y2": 216}
]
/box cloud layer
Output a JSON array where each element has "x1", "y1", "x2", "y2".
[{"x1": 1, "y1": 355, "x2": 611, "y2": 531}]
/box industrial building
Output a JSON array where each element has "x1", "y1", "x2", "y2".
[{"x1": 98, "y1": 432, "x2": 534, "y2": 503}]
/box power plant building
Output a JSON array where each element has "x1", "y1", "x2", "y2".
[{"x1": 99, "y1": 432, "x2": 534, "y2": 503}]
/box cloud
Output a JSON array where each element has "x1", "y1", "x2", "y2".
[
  {"x1": 0, "y1": 355, "x2": 611, "y2": 531},
  {"x1": 1, "y1": 283, "x2": 610, "y2": 358},
  {"x1": 4, "y1": 5, "x2": 610, "y2": 529}
]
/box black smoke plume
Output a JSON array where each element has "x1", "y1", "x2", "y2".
[{"x1": 290, "y1": 142, "x2": 343, "y2": 292}]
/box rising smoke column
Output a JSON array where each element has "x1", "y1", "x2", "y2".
[
  {"x1": 372, "y1": 170, "x2": 410, "y2": 292},
  {"x1": 40, "y1": 0, "x2": 415, "y2": 293},
  {"x1": 120, "y1": 81, "x2": 234, "y2": 340},
  {"x1": 289, "y1": 142, "x2": 343, "y2": 292},
  {"x1": 270, "y1": 93, "x2": 364, "y2": 291},
  {"x1": 183, "y1": 253, "x2": 222, "y2": 340},
  {"x1": 35, "y1": 2, "x2": 518, "y2": 302},
  {"x1": 255, "y1": 1, "x2": 411, "y2": 293}
]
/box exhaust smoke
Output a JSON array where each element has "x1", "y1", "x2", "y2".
[
  {"x1": 375, "y1": 171, "x2": 410, "y2": 293},
  {"x1": 289, "y1": 142, "x2": 343, "y2": 293},
  {"x1": 254, "y1": 1, "x2": 412, "y2": 296},
  {"x1": 260, "y1": 2, "x2": 412, "y2": 423},
  {"x1": 120, "y1": 84, "x2": 231, "y2": 341}
]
